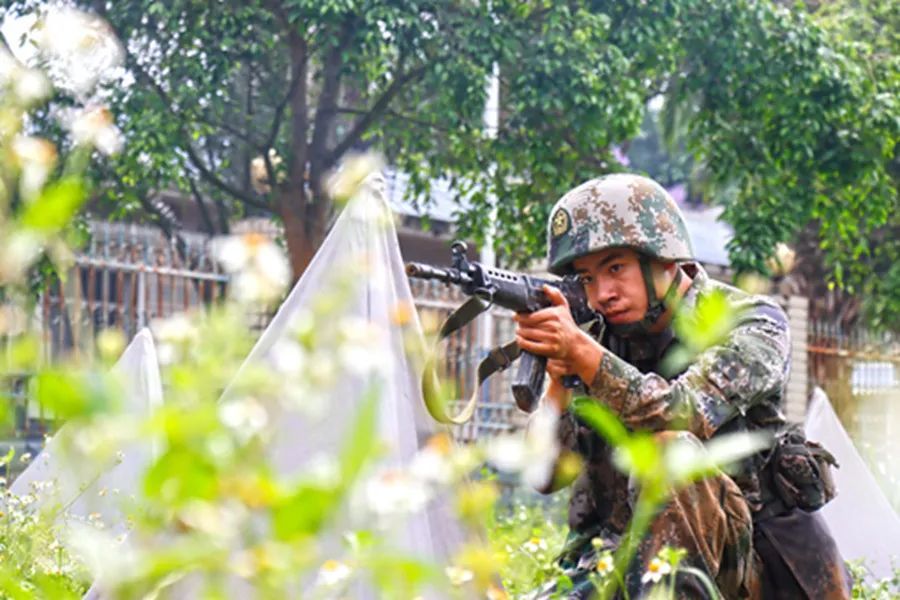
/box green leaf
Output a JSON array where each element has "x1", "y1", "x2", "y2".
[
  {"x1": 571, "y1": 397, "x2": 628, "y2": 446},
  {"x1": 271, "y1": 483, "x2": 340, "y2": 540},
  {"x1": 339, "y1": 384, "x2": 382, "y2": 482},
  {"x1": 663, "y1": 431, "x2": 773, "y2": 485},
  {"x1": 20, "y1": 178, "x2": 87, "y2": 233}
]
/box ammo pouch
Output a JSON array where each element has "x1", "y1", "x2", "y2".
[{"x1": 765, "y1": 425, "x2": 839, "y2": 513}]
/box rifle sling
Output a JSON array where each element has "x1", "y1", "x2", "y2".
[{"x1": 422, "y1": 297, "x2": 521, "y2": 425}]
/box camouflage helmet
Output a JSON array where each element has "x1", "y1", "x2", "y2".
[{"x1": 547, "y1": 173, "x2": 694, "y2": 275}]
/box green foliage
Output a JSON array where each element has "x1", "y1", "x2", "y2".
[
  {"x1": 10, "y1": 1, "x2": 894, "y2": 322},
  {"x1": 847, "y1": 561, "x2": 900, "y2": 599},
  {"x1": 0, "y1": 488, "x2": 90, "y2": 599},
  {"x1": 664, "y1": 289, "x2": 739, "y2": 375},
  {"x1": 666, "y1": 1, "x2": 898, "y2": 327},
  {"x1": 488, "y1": 492, "x2": 569, "y2": 597},
  {"x1": 571, "y1": 397, "x2": 769, "y2": 599}
]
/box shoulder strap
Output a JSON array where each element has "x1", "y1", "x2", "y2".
[{"x1": 422, "y1": 297, "x2": 521, "y2": 424}]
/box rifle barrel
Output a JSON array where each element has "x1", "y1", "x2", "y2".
[{"x1": 405, "y1": 262, "x2": 469, "y2": 285}]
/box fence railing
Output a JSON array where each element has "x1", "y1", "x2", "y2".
[
  {"x1": 37, "y1": 222, "x2": 228, "y2": 362},
  {"x1": 807, "y1": 320, "x2": 899, "y2": 477},
  {"x1": 11, "y1": 223, "x2": 899, "y2": 450},
  {"x1": 6, "y1": 222, "x2": 521, "y2": 448}
]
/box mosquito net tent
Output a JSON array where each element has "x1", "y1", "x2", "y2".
[
  {"x1": 805, "y1": 387, "x2": 900, "y2": 579},
  {"x1": 234, "y1": 171, "x2": 464, "y2": 568},
  {"x1": 76, "y1": 173, "x2": 463, "y2": 598},
  {"x1": 119, "y1": 172, "x2": 464, "y2": 599},
  {"x1": 11, "y1": 328, "x2": 163, "y2": 531}
]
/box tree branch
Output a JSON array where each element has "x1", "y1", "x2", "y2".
[
  {"x1": 325, "y1": 64, "x2": 428, "y2": 170},
  {"x1": 187, "y1": 177, "x2": 217, "y2": 236},
  {"x1": 285, "y1": 29, "x2": 309, "y2": 194},
  {"x1": 96, "y1": 10, "x2": 270, "y2": 212},
  {"x1": 309, "y1": 19, "x2": 356, "y2": 180},
  {"x1": 131, "y1": 58, "x2": 268, "y2": 209},
  {"x1": 335, "y1": 106, "x2": 452, "y2": 133}
]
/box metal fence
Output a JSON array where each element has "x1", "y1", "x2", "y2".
[
  {"x1": 6, "y1": 222, "x2": 520, "y2": 448},
  {"x1": 3, "y1": 222, "x2": 230, "y2": 464},
  {"x1": 39, "y1": 222, "x2": 229, "y2": 361},
  {"x1": 807, "y1": 320, "x2": 900, "y2": 471},
  {"x1": 18, "y1": 223, "x2": 900, "y2": 449}
]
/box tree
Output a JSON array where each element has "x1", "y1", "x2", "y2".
[
  {"x1": 797, "y1": 0, "x2": 899, "y2": 330},
  {"x1": 42, "y1": 0, "x2": 646, "y2": 279},
  {"x1": 3, "y1": 1, "x2": 895, "y2": 330}
]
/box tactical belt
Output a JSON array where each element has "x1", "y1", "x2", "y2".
[{"x1": 422, "y1": 296, "x2": 522, "y2": 425}]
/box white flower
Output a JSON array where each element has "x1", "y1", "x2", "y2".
[
  {"x1": 337, "y1": 317, "x2": 389, "y2": 376},
  {"x1": 410, "y1": 433, "x2": 455, "y2": 485},
  {"x1": 363, "y1": 468, "x2": 431, "y2": 517},
  {"x1": 212, "y1": 233, "x2": 290, "y2": 304},
  {"x1": 178, "y1": 501, "x2": 245, "y2": 542},
  {"x1": 766, "y1": 242, "x2": 796, "y2": 277},
  {"x1": 325, "y1": 152, "x2": 384, "y2": 201},
  {"x1": 12, "y1": 136, "x2": 57, "y2": 197},
  {"x1": 0, "y1": 46, "x2": 18, "y2": 82},
  {"x1": 267, "y1": 339, "x2": 305, "y2": 375},
  {"x1": 444, "y1": 565, "x2": 474, "y2": 586},
  {"x1": 522, "y1": 536, "x2": 547, "y2": 553},
  {"x1": 69, "y1": 106, "x2": 122, "y2": 155},
  {"x1": 20, "y1": 452, "x2": 32, "y2": 464},
  {"x1": 303, "y1": 454, "x2": 341, "y2": 487},
  {"x1": 219, "y1": 396, "x2": 269, "y2": 441},
  {"x1": 641, "y1": 557, "x2": 672, "y2": 585},
  {"x1": 35, "y1": 7, "x2": 123, "y2": 95},
  {"x1": 29, "y1": 479, "x2": 54, "y2": 494},
  {"x1": 13, "y1": 68, "x2": 51, "y2": 103},
  {"x1": 151, "y1": 313, "x2": 199, "y2": 364},
  {"x1": 485, "y1": 402, "x2": 560, "y2": 489},
  {"x1": 595, "y1": 551, "x2": 615, "y2": 576},
  {"x1": 315, "y1": 559, "x2": 352, "y2": 587},
  {"x1": 0, "y1": 231, "x2": 42, "y2": 283}
]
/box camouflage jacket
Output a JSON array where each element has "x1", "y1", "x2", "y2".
[{"x1": 555, "y1": 263, "x2": 788, "y2": 535}]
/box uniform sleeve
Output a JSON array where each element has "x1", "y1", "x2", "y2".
[{"x1": 587, "y1": 304, "x2": 790, "y2": 439}]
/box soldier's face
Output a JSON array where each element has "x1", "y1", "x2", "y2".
[{"x1": 573, "y1": 248, "x2": 653, "y2": 325}]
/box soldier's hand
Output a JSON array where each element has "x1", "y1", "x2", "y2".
[
  {"x1": 515, "y1": 285, "x2": 603, "y2": 384},
  {"x1": 514, "y1": 285, "x2": 582, "y2": 360}
]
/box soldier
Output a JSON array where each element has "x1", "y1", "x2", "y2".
[{"x1": 514, "y1": 174, "x2": 850, "y2": 599}]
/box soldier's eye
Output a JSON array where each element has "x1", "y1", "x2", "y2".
[
  {"x1": 609, "y1": 263, "x2": 623, "y2": 274},
  {"x1": 578, "y1": 275, "x2": 592, "y2": 285}
]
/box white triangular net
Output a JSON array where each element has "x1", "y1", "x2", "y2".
[
  {"x1": 202, "y1": 174, "x2": 464, "y2": 597},
  {"x1": 11, "y1": 328, "x2": 163, "y2": 528},
  {"x1": 804, "y1": 387, "x2": 900, "y2": 579}
]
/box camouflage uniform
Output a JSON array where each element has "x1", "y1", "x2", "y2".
[{"x1": 531, "y1": 174, "x2": 850, "y2": 599}]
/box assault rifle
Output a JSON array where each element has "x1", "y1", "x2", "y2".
[{"x1": 406, "y1": 241, "x2": 600, "y2": 423}]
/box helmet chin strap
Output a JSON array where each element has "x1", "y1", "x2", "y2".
[{"x1": 607, "y1": 255, "x2": 683, "y2": 338}]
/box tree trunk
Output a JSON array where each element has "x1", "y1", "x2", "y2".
[
  {"x1": 277, "y1": 187, "x2": 329, "y2": 283},
  {"x1": 280, "y1": 207, "x2": 316, "y2": 282}
]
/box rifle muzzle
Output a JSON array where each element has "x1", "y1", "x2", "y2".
[{"x1": 405, "y1": 262, "x2": 443, "y2": 279}]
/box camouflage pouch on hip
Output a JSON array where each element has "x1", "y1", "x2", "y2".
[{"x1": 769, "y1": 425, "x2": 839, "y2": 512}]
